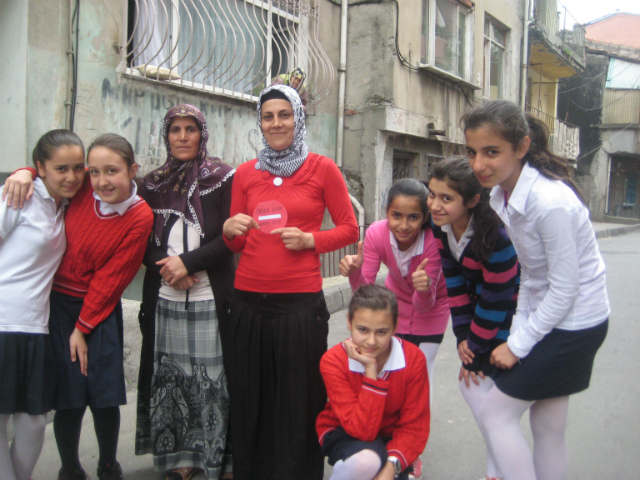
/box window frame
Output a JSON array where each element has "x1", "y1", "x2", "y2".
[
  {"x1": 483, "y1": 15, "x2": 507, "y2": 100},
  {"x1": 419, "y1": 0, "x2": 474, "y2": 86}
]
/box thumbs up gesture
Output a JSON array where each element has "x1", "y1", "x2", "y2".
[
  {"x1": 339, "y1": 241, "x2": 364, "y2": 277},
  {"x1": 411, "y1": 258, "x2": 432, "y2": 292}
]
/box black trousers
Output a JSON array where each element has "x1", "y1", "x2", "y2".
[{"x1": 221, "y1": 289, "x2": 329, "y2": 480}]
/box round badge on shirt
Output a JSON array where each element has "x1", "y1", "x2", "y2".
[{"x1": 252, "y1": 200, "x2": 288, "y2": 234}]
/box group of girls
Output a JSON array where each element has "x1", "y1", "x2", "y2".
[
  {"x1": 2, "y1": 131, "x2": 153, "y2": 480},
  {"x1": 0, "y1": 91, "x2": 609, "y2": 480},
  {"x1": 331, "y1": 99, "x2": 608, "y2": 480}
]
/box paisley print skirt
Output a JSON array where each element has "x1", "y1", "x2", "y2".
[{"x1": 150, "y1": 298, "x2": 230, "y2": 479}]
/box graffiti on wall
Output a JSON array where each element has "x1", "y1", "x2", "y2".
[{"x1": 98, "y1": 78, "x2": 261, "y2": 174}]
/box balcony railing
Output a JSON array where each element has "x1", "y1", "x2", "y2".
[
  {"x1": 533, "y1": 0, "x2": 586, "y2": 58},
  {"x1": 525, "y1": 104, "x2": 579, "y2": 162}
]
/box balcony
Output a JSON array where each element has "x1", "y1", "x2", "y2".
[
  {"x1": 525, "y1": 104, "x2": 579, "y2": 163},
  {"x1": 529, "y1": 0, "x2": 586, "y2": 78}
]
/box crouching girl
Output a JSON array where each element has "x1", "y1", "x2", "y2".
[{"x1": 316, "y1": 284, "x2": 430, "y2": 480}]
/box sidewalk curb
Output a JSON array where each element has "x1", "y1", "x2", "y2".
[{"x1": 595, "y1": 223, "x2": 640, "y2": 239}]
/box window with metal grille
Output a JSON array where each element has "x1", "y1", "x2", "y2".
[
  {"x1": 393, "y1": 151, "x2": 415, "y2": 181},
  {"x1": 125, "y1": 0, "x2": 334, "y2": 105},
  {"x1": 483, "y1": 16, "x2": 507, "y2": 100}
]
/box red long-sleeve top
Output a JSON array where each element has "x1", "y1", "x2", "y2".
[
  {"x1": 224, "y1": 153, "x2": 359, "y2": 293},
  {"x1": 52, "y1": 176, "x2": 153, "y2": 333},
  {"x1": 316, "y1": 338, "x2": 431, "y2": 471}
]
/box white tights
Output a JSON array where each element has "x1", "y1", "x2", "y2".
[
  {"x1": 478, "y1": 386, "x2": 569, "y2": 480},
  {"x1": 459, "y1": 376, "x2": 502, "y2": 479},
  {"x1": 418, "y1": 342, "x2": 440, "y2": 406},
  {"x1": 330, "y1": 449, "x2": 382, "y2": 480},
  {"x1": 0, "y1": 413, "x2": 47, "y2": 480}
]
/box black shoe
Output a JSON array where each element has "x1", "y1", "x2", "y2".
[
  {"x1": 57, "y1": 467, "x2": 90, "y2": 480},
  {"x1": 97, "y1": 461, "x2": 124, "y2": 480}
]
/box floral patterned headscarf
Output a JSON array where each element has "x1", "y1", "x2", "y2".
[
  {"x1": 143, "y1": 104, "x2": 234, "y2": 244},
  {"x1": 256, "y1": 85, "x2": 309, "y2": 177}
]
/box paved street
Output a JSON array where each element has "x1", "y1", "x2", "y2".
[{"x1": 32, "y1": 232, "x2": 640, "y2": 479}]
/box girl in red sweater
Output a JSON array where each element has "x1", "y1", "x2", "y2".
[
  {"x1": 317, "y1": 284, "x2": 430, "y2": 480},
  {"x1": 5, "y1": 134, "x2": 153, "y2": 480}
]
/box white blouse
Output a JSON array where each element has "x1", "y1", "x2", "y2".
[{"x1": 489, "y1": 162, "x2": 610, "y2": 359}]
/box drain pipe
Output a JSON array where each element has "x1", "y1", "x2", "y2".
[
  {"x1": 64, "y1": 0, "x2": 75, "y2": 129},
  {"x1": 336, "y1": 0, "x2": 348, "y2": 167},
  {"x1": 520, "y1": 0, "x2": 531, "y2": 108}
]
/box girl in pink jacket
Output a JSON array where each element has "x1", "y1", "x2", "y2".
[{"x1": 339, "y1": 179, "x2": 449, "y2": 478}]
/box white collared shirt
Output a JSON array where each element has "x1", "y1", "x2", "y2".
[
  {"x1": 93, "y1": 181, "x2": 139, "y2": 216},
  {"x1": 489, "y1": 162, "x2": 610, "y2": 358},
  {"x1": 348, "y1": 336, "x2": 406, "y2": 378},
  {"x1": 389, "y1": 229, "x2": 425, "y2": 277},
  {"x1": 441, "y1": 214, "x2": 475, "y2": 262},
  {"x1": 0, "y1": 179, "x2": 68, "y2": 333}
]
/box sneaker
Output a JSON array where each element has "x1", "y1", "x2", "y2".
[
  {"x1": 409, "y1": 457, "x2": 423, "y2": 479},
  {"x1": 97, "y1": 461, "x2": 124, "y2": 480},
  {"x1": 57, "y1": 467, "x2": 90, "y2": 480}
]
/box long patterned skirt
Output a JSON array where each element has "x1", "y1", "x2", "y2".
[{"x1": 150, "y1": 298, "x2": 230, "y2": 479}]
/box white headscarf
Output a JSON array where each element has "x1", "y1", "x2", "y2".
[{"x1": 256, "y1": 84, "x2": 309, "y2": 177}]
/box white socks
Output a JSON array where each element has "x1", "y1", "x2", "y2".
[{"x1": 418, "y1": 342, "x2": 440, "y2": 406}]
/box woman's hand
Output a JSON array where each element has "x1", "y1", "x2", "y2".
[
  {"x1": 372, "y1": 461, "x2": 396, "y2": 480},
  {"x1": 223, "y1": 214, "x2": 260, "y2": 240},
  {"x1": 490, "y1": 343, "x2": 519, "y2": 369},
  {"x1": 457, "y1": 340, "x2": 475, "y2": 365},
  {"x1": 459, "y1": 365, "x2": 485, "y2": 388},
  {"x1": 70, "y1": 328, "x2": 88, "y2": 376},
  {"x1": 3, "y1": 170, "x2": 34, "y2": 209},
  {"x1": 343, "y1": 338, "x2": 377, "y2": 379},
  {"x1": 156, "y1": 256, "x2": 189, "y2": 285},
  {"x1": 173, "y1": 274, "x2": 200, "y2": 291},
  {"x1": 271, "y1": 227, "x2": 315, "y2": 251},
  {"x1": 411, "y1": 258, "x2": 431, "y2": 292},
  {"x1": 339, "y1": 241, "x2": 363, "y2": 277}
]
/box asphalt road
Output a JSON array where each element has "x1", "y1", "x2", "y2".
[{"x1": 32, "y1": 232, "x2": 640, "y2": 479}]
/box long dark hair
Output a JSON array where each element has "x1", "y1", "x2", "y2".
[
  {"x1": 386, "y1": 178, "x2": 431, "y2": 230},
  {"x1": 32, "y1": 129, "x2": 84, "y2": 167},
  {"x1": 429, "y1": 157, "x2": 502, "y2": 264},
  {"x1": 461, "y1": 100, "x2": 585, "y2": 203}
]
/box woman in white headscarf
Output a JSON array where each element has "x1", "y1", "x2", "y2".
[{"x1": 222, "y1": 85, "x2": 358, "y2": 480}]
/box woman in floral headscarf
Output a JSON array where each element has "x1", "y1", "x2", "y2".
[
  {"x1": 221, "y1": 85, "x2": 358, "y2": 480},
  {"x1": 135, "y1": 104, "x2": 235, "y2": 480}
]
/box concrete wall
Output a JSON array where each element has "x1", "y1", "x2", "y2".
[{"x1": 0, "y1": 0, "x2": 30, "y2": 178}]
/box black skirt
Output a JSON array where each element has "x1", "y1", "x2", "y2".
[
  {"x1": 49, "y1": 290, "x2": 127, "y2": 410},
  {"x1": 221, "y1": 289, "x2": 329, "y2": 480},
  {"x1": 493, "y1": 320, "x2": 608, "y2": 401},
  {"x1": 0, "y1": 331, "x2": 56, "y2": 415}
]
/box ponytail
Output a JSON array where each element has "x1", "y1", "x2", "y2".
[{"x1": 524, "y1": 115, "x2": 586, "y2": 203}]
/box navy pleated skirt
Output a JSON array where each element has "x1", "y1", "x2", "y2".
[
  {"x1": 0, "y1": 331, "x2": 56, "y2": 415},
  {"x1": 493, "y1": 319, "x2": 608, "y2": 401},
  {"x1": 49, "y1": 290, "x2": 127, "y2": 410}
]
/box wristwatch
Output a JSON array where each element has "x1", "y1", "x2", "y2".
[{"x1": 387, "y1": 456, "x2": 402, "y2": 478}]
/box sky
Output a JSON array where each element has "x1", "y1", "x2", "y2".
[{"x1": 560, "y1": 0, "x2": 640, "y2": 25}]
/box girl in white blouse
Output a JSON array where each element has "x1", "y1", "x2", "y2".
[{"x1": 461, "y1": 100, "x2": 609, "y2": 480}]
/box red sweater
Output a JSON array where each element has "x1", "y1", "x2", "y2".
[
  {"x1": 224, "y1": 153, "x2": 358, "y2": 293},
  {"x1": 52, "y1": 177, "x2": 153, "y2": 334},
  {"x1": 316, "y1": 338, "x2": 430, "y2": 471}
]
